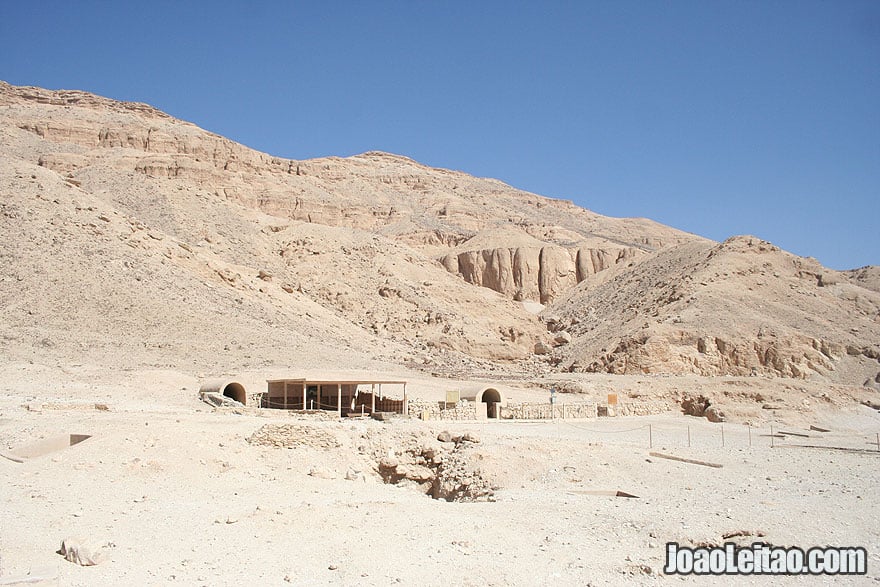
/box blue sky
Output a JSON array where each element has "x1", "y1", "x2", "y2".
[{"x1": 1, "y1": 1, "x2": 877, "y2": 269}]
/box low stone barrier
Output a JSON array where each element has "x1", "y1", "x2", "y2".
[
  {"x1": 598, "y1": 401, "x2": 672, "y2": 417},
  {"x1": 409, "y1": 399, "x2": 477, "y2": 421},
  {"x1": 500, "y1": 402, "x2": 597, "y2": 420}
]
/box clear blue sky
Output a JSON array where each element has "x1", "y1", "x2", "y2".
[{"x1": 2, "y1": 1, "x2": 877, "y2": 269}]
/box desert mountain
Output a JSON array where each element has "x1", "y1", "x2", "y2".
[
  {"x1": 547, "y1": 236, "x2": 880, "y2": 388},
  {"x1": 0, "y1": 81, "x2": 877, "y2": 389}
]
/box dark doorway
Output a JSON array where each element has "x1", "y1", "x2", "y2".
[
  {"x1": 481, "y1": 388, "x2": 501, "y2": 419},
  {"x1": 222, "y1": 382, "x2": 247, "y2": 405}
]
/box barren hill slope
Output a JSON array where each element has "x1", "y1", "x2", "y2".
[
  {"x1": 546, "y1": 236, "x2": 880, "y2": 387},
  {"x1": 0, "y1": 82, "x2": 696, "y2": 304},
  {"x1": 0, "y1": 81, "x2": 700, "y2": 373},
  {"x1": 846, "y1": 265, "x2": 880, "y2": 294},
  {"x1": 1, "y1": 81, "x2": 876, "y2": 391}
]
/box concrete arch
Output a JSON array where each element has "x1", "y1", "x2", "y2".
[
  {"x1": 477, "y1": 387, "x2": 503, "y2": 419},
  {"x1": 199, "y1": 380, "x2": 247, "y2": 405},
  {"x1": 476, "y1": 387, "x2": 503, "y2": 404}
]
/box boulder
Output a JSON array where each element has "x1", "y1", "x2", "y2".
[
  {"x1": 395, "y1": 463, "x2": 436, "y2": 482},
  {"x1": 437, "y1": 431, "x2": 455, "y2": 443},
  {"x1": 704, "y1": 406, "x2": 725, "y2": 423},
  {"x1": 308, "y1": 467, "x2": 336, "y2": 479},
  {"x1": 534, "y1": 341, "x2": 552, "y2": 355},
  {"x1": 681, "y1": 394, "x2": 710, "y2": 417},
  {"x1": 459, "y1": 432, "x2": 480, "y2": 444},
  {"x1": 199, "y1": 391, "x2": 243, "y2": 408},
  {"x1": 554, "y1": 331, "x2": 572, "y2": 345},
  {"x1": 59, "y1": 536, "x2": 107, "y2": 566}
]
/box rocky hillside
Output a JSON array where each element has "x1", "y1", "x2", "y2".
[
  {"x1": 545, "y1": 236, "x2": 880, "y2": 388},
  {"x1": 0, "y1": 81, "x2": 697, "y2": 373},
  {"x1": 1, "y1": 81, "x2": 877, "y2": 389},
  {"x1": 0, "y1": 82, "x2": 694, "y2": 305},
  {"x1": 846, "y1": 266, "x2": 880, "y2": 294}
]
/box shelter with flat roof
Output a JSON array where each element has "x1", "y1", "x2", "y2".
[{"x1": 263, "y1": 378, "x2": 408, "y2": 417}]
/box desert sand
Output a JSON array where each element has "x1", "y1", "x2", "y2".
[{"x1": 2, "y1": 366, "x2": 880, "y2": 585}]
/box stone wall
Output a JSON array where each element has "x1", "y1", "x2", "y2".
[
  {"x1": 618, "y1": 401, "x2": 671, "y2": 416},
  {"x1": 500, "y1": 402, "x2": 597, "y2": 420},
  {"x1": 409, "y1": 399, "x2": 477, "y2": 421},
  {"x1": 405, "y1": 399, "x2": 670, "y2": 421},
  {"x1": 598, "y1": 401, "x2": 671, "y2": 417}
]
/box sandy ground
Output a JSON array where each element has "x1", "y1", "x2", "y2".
[{"x1": 1, "y1": 365, "x2": 879, "y2": 586}]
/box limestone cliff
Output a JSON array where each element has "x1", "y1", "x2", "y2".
[{"x1": 437, "y1": 226, "x2": 645, "y2": 303}]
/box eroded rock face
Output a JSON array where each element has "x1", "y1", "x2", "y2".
[
  {"x1": 581, "y1": 333, "x2": 850, "y2": 380},
  {"x1": 439, "y1": 245, "x2": 641, "y2": 303}
]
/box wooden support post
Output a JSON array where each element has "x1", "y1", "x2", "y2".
[
  {"x1": 283, "y1": 381, "x2": 288, "y2": 410},
  {"x1": 302, "y1": 383, "x2": 306, "y2": 411},
  {"x1": 403, "y1": 383, "x2": 408, "y2": 415},
  {"x1": 649, "y1": 451, "x2": 723, "y2": 468},
  {"x1": 337, "y1": 383, "x2": 342, "y2": 417},
  {"x1": 371, "y1": 384, "x2": 376, "y2": 413}
]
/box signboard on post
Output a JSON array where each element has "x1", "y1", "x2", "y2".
[
  {"x1": 602, "y1": 393, "x2": 619, "y2": 417},
  {"x1": 445, "y1": 390, "x2": 460, "y2": 408}
]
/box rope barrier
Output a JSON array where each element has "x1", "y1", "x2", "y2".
[
  {"x1": 558, "y1": 422, "x2": 649, "y2": 434},
  {"x1": 250, "y1": 399, "x2": 880, "y2": 452}
]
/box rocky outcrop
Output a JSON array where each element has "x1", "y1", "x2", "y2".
[
  {"x1": 579, "y1": 333, "x2": 840, "y2": 378},
  {"x1": 377, "y1": 436, "x2": 493, "y2": 502},
  {"x1": 845, "y1": 266, "x2": 880, "y2": 294},
  {"x1": 3, "y1": 82, "x2": 694, "y2": 253},
  {"x1": 581, "y1": 246, "x2": 640, "y2": 278}
]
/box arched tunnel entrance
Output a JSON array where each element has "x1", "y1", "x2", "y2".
[
  {"x1": 198, "y1": 380, "x2": 247, "y2": 406},
  {"x1": 221, "y1": 382, "x2": 247, "y2": 404},
  {"x1": 478, "y1": 388, "x2": 502, "y2": 419}
]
